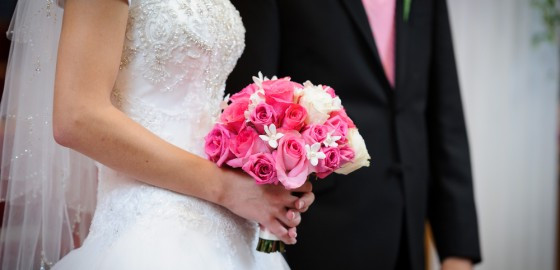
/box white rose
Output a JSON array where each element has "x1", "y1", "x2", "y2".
[
  {"x1": 298, "y1": 81, "x2": 341, "y2": 124},
  {"x1": 335, "y1": 128, "x2": 371, "y2": 175}
]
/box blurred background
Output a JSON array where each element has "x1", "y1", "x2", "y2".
[
  {"x1": 428, "y1": 0, "x2": 558, "y2": 269},
  {"x1": 0, "y1": 0, "x2": 558, "y2": 269}
]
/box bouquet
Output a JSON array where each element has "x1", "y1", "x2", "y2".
[{"x1": 204, "y1": 72, "x2": 371, "y2": 253}]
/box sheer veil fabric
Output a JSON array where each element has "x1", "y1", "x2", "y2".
[{"x1": 0, "y1": 1, "x2": 98, "y2": 269}]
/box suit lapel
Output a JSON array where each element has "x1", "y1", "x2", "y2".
[
  {"x1": 340, "y1": 0, "x2": 380, "y2": 64},
  {"x1": 340, "y1": 0, "x2": 394, "y2": 94}
]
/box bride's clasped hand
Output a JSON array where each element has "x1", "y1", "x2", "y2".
[{"x1": 218, "y1": 168, "x2": 315, "y2": 245}]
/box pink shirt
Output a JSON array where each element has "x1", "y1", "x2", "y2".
[{"x1": 361, "y1": 0, "x2": 396, "y2": 87}]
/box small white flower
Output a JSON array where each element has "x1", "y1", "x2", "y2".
[
  {"x1": 252, "y1": 72, "x2": 279, "y2": 91},
  {"x1": 305, "y1": 143, "x2": 326, "y2": 166},
  {"x1": 220, "y1": 94, "x2": 230, "y2": 110},
  {"x1": 249, "y1": 89, "x2": 265, "y2": 105},
  {"x1": 252, "y1": 71, "x2": 266, "y2": 90},
  {"x1": 244, "y1": 89, "x2": 266, "y2": 122},
  {"x1": 323, "y1": 132, "x2": 342, "y2": 148},
  {"x1": 259, "y1": 124, "x2": 284, "y2": 149}
]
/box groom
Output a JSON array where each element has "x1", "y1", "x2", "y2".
[{"x1": 227, "y1": 0, "x2": 481, "y2": 269}]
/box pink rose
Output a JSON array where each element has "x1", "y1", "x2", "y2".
[
  {"x1": 338, "y1": 145, "x2": 355, "y2": 166},
  {"x1": 324, "y1": 85, "x2": 336, "y2": 98},
  {"x1": 263, "y1": 79, "x2": 302, "y2": 118},
  {"x1": 242, "y1": 153, "x2": 278, "y2": 185},
  {"x1": 275, "y1": 133, "x2": 309, "y2": 189},
  {"x1": 227, "y1": 126, "x2": 270, "y2": 168},
  {"x1": 301, "y1": 124, "x2": 329, "y2": 145},
  {"x1": 230, "y1": 83, "x2": 258, "y2": 103},
  {"x1": 325, "y1": 115, "x2": 349, "y2": 138},
  {"x1": 281, "y1": 104, "x2": 307, "y2": 131},
  {"x1": 316, "y1": 147, "x2": 341, "y2": 179},
  {"x1": 328, "y1": 109, "x2": 356, "y2": 128},
  {"x1": 250, "y1": 103, "x2": 278, "y2": 134},
  {"x1": 220, "y1": 100, "x2": 249, "y2": 133},
  {"x1": 204, "y1": 124, "x2": 234, "y2": 167}
]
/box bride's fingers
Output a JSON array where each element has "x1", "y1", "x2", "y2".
[
  {"x1": 277, "y1": 208, "x2": 301, "y2": 228},
  {"x1": 288, "y1": 227, "x2": 297, "y2": 238},
  {"x1": 294, "y1": 192, "x2": 315, "y2": 213},
  {"x1": 263, "y1": 219, "x2": 296, "y2": 244},
  {"x1": 282, "y1": 194, "x2": 300, "y2": 209}
]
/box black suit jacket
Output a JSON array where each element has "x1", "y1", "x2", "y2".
[{"x1": 227, "y1": 0, "x2": 481, "y2": 269}]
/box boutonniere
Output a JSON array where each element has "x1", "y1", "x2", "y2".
[{"x1": 404, "y1": 0, "x2": 412, "y2": 22}]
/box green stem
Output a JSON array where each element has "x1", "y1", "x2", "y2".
[{"x1": 256, "y1": 238, "x2": 286, "y2": 253}]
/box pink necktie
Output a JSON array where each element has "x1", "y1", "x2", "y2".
[{"x1": 361, "y1": 0, "x2": 396, "y2": 87}]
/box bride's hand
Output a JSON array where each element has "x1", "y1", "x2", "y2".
[
  {"x1": 289, "y1": 181, "x2": 315, "y2": 213},
  {"x1": 218, "y1": 169, "x2": 314, "y2": 244},
  {"x1": 283, "y1": 181, "x2": 315, "y2": 240}
]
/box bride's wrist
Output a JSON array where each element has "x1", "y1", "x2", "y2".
[
  {"x1": 179, "y1": 157, "x2": 231, "y2": 208},
  {"x1": 212, "y1": 168, "x2": 248, "y2": 213},
  {"x1": 208, "y1": 166, "x2": 234, "y2": 208}
]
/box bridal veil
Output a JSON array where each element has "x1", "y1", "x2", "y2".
[{"x1": 0, "y1": 0, "x2": 98, "y2": 268}]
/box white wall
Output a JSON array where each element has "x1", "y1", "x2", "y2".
[{"x1": 428, "y1": 1, "x2": 559, "y2": 269}]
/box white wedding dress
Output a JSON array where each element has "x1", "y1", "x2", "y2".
[{"x1": 53, "y1": 0, "x2": 289, "y2": 269}]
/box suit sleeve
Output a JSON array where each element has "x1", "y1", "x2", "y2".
[
  {"x1": 426, "y1": 0, "x2": 482, "y2": 264},
  {"x1": 226, "y1": 0, "x2": 281, "y2": 94}
]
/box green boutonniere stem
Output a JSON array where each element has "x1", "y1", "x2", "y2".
[{"x1": 404, "y1": 0, "x2": 412, "y2": 22}]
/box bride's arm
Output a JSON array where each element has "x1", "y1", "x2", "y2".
[{"x1": 54, "y1": 0, "x2": 312, "y2": 244}]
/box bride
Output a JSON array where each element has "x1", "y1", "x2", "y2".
[{"x1": 0, "y1": 0, "x2": 315, "y2": 269}]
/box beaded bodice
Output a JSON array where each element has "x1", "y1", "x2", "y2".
[{"x1": 112, "y1": 0, "x2": 245, "y2": 151}]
